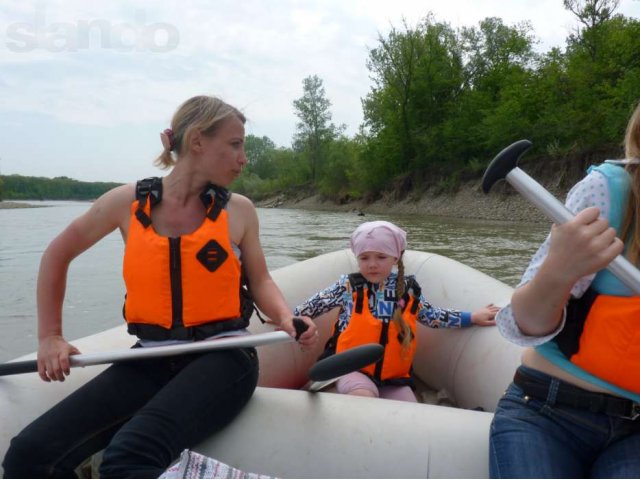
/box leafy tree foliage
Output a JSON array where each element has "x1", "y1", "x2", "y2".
[
  {"x1": 0, "y1": 175, "x2": 121, "y2": 200},
  {"x1": 292, "y1": 75, "x2": 343, "y2": 182},
  {"x1": 244, "y1": 135, "x2": 277, "y2": 179}
]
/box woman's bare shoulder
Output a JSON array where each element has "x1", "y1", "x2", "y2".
[
  {"x1": 228, "y1": 192, "x2": 257, "y2": 216},
  {"x1": 85, "y1": 183, "x2": 136, "y2": 228},
  {"x1": 95, "y1": 183, "x2": 136, "y2": 209}
]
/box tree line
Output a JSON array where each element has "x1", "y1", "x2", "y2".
[
  {"x1": 234, "y1": 0, "x2": 640, "y2": 201},
  {"x1": 0, "y1": 175, "x2": 121, "y2": 201}
]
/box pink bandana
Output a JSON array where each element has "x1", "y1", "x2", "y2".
[{"x1": 350, "y1": 221, "x2": 407, "y2": 259}]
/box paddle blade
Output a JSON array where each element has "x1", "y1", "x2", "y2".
[{"x1": 308, "y1": 343, "x2": 384, "y2": 382}]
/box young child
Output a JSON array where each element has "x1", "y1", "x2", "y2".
[{"x1": 294, "y1": 220, "x2": 498, "y2": 402}]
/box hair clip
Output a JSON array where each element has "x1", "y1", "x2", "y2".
[{"x1": 160, "y1": 128, "x2": 175, "y2": 151}]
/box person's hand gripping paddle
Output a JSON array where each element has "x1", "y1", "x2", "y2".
[{"x1": 482, "y1": 139, "x2": 640, "y2": 294}]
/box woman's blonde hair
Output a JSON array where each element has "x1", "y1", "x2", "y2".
[
  {"x1": 154, "y1": 95, "x2": 246, "y2": 170},
  {"x1": 620, "y1": 102, "x2": 640, "y2": 264},
  {"x1": 393, "y1": 255, "x2": 413, "y2": 355}
]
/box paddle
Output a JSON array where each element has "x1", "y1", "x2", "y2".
[
  {"x1": 0, "y1": 319, "x2": 310, "y2": 377},
  {"x1": 305, "y1": 343, "x2": 384, "y2": 392},
  {"x1": 482, "y1": 139, "x2": 640, "y2": 294}
]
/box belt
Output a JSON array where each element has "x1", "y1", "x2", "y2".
[{"x1": 514, "y1": 369, "x2": 640, "y2": 420}]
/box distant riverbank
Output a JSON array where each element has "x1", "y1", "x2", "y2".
[
  {"x1": 256, "y1": 178, "x2": 566, "y2": 224},
  {"x1": 0, "y1": 201, "x2": 43, "y2": 209},
  {"x1": 1, "y1": 175, "x2": 568, "y2": 223}
]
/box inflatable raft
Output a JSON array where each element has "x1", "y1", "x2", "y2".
[{"x1": 0, "y1": 249, "x2": 523, "y2": 478}]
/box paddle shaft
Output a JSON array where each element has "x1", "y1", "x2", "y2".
[
  {"x1": 0, "y1": 330, "x2": 295, "y2": 377},
  {"x1": 505, "y1": 166, "x2": 640, "y2": 294},
  {"x1": 1, "y1": 334, "x2": 383, "y2": 395}
]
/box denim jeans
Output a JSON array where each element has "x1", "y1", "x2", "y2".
[
  {"x1": 2, "y1": 346, "x2": 259, "y2": 479},
  {"x1": 490, "y1": 365, "x2": 640, "y2": 478}
]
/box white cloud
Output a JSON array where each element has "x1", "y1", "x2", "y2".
[{"x1": 0, "y1": 0, "x2": 639, "y2": 182}]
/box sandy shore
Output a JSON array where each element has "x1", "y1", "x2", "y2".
[{"x1": 0, "y1": 201, "x2": 44, "y2": 209}]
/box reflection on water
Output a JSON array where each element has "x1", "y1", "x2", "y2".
[{"x1": 0, "y1": 202, "x2": 548, "y2": 362}]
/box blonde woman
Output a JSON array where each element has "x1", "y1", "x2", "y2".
[{"x1": 2, "y1": 96, "x2": 317, "y2": 478}]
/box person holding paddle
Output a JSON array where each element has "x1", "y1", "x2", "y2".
[
  {"x1": 2, "y1": 95, "x2": 318, "y2": 479},
  {"x1": 294, "y1": 220, "x2": 498, "y2": 402},
  {"x1": 489, "y1": 103, "x2": 640, "y2": 478}
]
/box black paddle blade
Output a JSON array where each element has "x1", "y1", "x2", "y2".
[{"x1": 308, "y1": 343, "x2": 384, "y2": 382}]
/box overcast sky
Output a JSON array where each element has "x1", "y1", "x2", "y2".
[{"x1": 1, "y1": 0, "x2": 639, "y2": 184}]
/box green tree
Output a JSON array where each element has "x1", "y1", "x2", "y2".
[
  {"x1": 459, "y1": 17, "x2": 537, "y2": 155},
  {"x1": 363, "y1": 17, "x2": 468, "y2": 180},
  {"x1": 244, "y1": 134, "x2": 277, "y2": 179},
  {"x1": 560, "y1": 2, "x2": 640, "y2": 152},
  {"x1": 564, "y1": 0, "x2": 620, "y2": 60},
  {"x1": 292, "y1": 75, "x2": 340, "y2": 182}
]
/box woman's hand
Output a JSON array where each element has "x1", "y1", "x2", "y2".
[
  {"x1": 471, "y1": 304, "x2": 500, "y2": 326},
  {"x1": 37, "y1": 335, "x2": 80, "y2": 382},
  {"x1": 546, "y1": 206, "x2": 623, "y2": 284},
  {"x1": 279, "y1": 315, "x2": 318, "y2": 347}
]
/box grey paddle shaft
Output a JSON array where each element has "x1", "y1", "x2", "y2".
[
  {"x1": 69, "y1": 331, "x2": 294, "y2": 367},
  {"x1": 0, "y1": 331, "x2": 294, "y2": 376},
  {"x1": 482, "y1": 139, "x2": 640, "y2": 295},
  {"x1": 0, "y1": 319, "x2": 311, "y2": 377}
]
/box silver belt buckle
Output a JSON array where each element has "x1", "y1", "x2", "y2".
[{"x1": 624, "y1": 402, "x2": 640, "y2": 420}]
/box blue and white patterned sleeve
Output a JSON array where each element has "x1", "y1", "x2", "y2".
[
  {"x1": 496, "y1": 170, "x2": 610, "y2": 346},
  {"x1": 293, "y1": 275, "x2": 348, "y2": 320},
  {"x1": 417, "y1": 296, "x2": 472, "y2": 329}
]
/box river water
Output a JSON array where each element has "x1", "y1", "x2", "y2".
[{"x1": 0, "y1": 201, "x2": 548, "y2": 363}]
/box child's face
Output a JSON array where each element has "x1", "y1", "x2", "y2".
[{"x1": 357, "y1": 251, "x2": 397, "y2": 284}]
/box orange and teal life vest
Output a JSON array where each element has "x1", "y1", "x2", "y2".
[{"x1": 538, "y1": 163, "x2": 640, "y2": 399}]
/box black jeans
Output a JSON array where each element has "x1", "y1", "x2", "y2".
[{"x1": 2, "y1": 347, "x2": 259, "y2": 479}]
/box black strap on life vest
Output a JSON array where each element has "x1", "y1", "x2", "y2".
[
  {"x1": 403, "y1": 277, "x2": 421, "y2": 315},
  {"x1": 200, "y1": 184, "x2": 230, "y2": 221},
  {"x1": 134, "y1": 177, "x2": 163, "y2": 228},
  {"x1": 127, "y1": 316, "x2": 250, "y2": 341},
  {"x1": 134, "y1": 179, "x2": 231, "y2": 227},
  {"x1": 348, "y1": 273, "x2": 367, "y2": 314},
  {"x1": 555, "y1": 287, "x2": 599, "y2": 358},
  {"x1": 347, "y1": 273, "x2": 421, "y2": 315},
  {"x1": 239, "y1": 265, "x2": 268, "y2": 324},
  {"x1": 126, "y1": 276, "x2": 261, "y2": 341}
]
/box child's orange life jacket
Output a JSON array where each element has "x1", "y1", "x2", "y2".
[{"x1": 334, "y1": 274, "x2": 421, "y2": 384}]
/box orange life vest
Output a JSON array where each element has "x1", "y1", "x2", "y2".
[
  {"x1": 334, "y1": 273, "x2": 420, "y2": 384},
  {"x1": 123, "y1": 177, "x2": 250, "y2": 341},
  {"x1": 562, "y1": 291, "x2": 640, "y2": 393}
]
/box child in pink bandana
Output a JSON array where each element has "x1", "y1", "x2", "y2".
[{"x1": 294, "y1": 220, "x2": 498, "y2": 402}]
